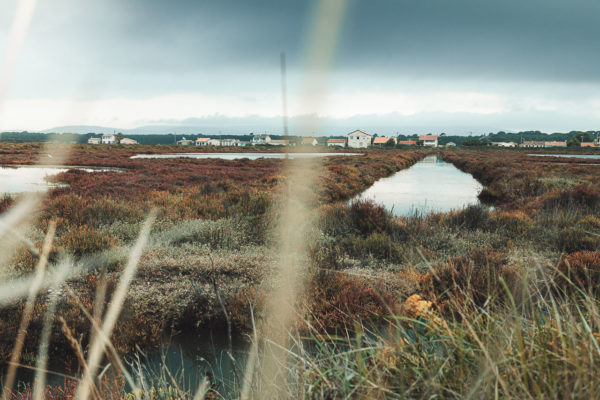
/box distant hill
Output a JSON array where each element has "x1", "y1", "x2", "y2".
[
  {"x1": 42, "y1": 124, "x2": 264, "y2": 135},
  {"x1": 41, "y1": 125, "x2": 198, "y2": 135},
  {"x1": 41, "y1": 125, "x2": 120, "y2": 134}
]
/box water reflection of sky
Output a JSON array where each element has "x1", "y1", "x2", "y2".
[
  {"x1": 528, "y1": 154, "x2": 600, "y2": 159},
  {"x1": 0, "y1": 166, "x2": 116, "y2": 194},
  {"x1": 357, "y1": 154, "x2": 483, "y2": 216},
  {"x1": 0, "y1": 167, "x2": 68, "y2": 194}
]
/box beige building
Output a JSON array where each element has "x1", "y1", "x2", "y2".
[
  {"x1": 101, "y1": 134, "x2": 116, "y2": 144},
  {"x1": 120, "y1": 138, "x2": 138, "y2": 144},
  {"x1": 373, "y1": 137, "x2": 397, "y2": 146},
  {"x1": 301, "y1": 137, "x2": 318, "y2": 146},
  {"x1": 347, "y1": 130, "x2": 372, "y2": 148}
]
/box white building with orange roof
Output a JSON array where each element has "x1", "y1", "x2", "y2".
[{"x1": 419, "y1": 134, "x2": 438, "y2": 147}]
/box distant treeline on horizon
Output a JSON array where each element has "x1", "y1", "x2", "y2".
[{"x1": 0, "y1": 130, "x2": 599, "y2": 146}]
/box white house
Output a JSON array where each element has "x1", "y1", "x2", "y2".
[
  {"x1": 269, "y1": 139, "x2": 289, "y2": 146},
  {"x1": 251, "y1": 134, "x2": 271, "y2": 145},
  {"x1": 177, "y1": 137, "x2": 195, "y2": 145},
  {"x1": 101, "y1": 134, "x2": 116, "y2": 144},
  {"x1": 120, "y1": 138, "x2": 138, "y2": 145},
  {"x1": 88, "y1": 137, "x2": 101, "y2": 144},
  {"x1": 347, "y1": 130, "x2": 372, "y2": 148},
  {"x1": 491, "y1": 141, "x2": 518, "y2": 148},
  {"x1": 195, "y1": 138, "x2": 210, "y2": 146},
  {"x1": 208, "y1": 138, "x2": 222, "y2": 146},
  {"x1": 221, "y1": 138, "x2": 241, "y2": 146},
  {"x1": 301, "y1": 137, "x2": 318, "y2": 146},
  {"x1": 520, "y1": 141, "x2": 544, "y2": 148},
  {"x1": 327, "y1": 138, "x2": 346, "y2": 147},
  {"x1": 419, "y1": 135, "x2": 438, "y2": 147}
]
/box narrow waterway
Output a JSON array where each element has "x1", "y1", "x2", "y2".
[
  {"x1": 528, "y1": 153, "x2": 600, "y2": 159},
  {"x1": 0, "y1": 166, "x2": 121, "y2": 195},
  {"x1": 355, "y1": 154, "x2": 483, "y2": 216}
]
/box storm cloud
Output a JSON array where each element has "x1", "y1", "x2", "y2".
[{"x1": 1, "y1": 0, "x2": 600, "y2": 132}]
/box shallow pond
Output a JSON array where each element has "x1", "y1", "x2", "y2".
[
  {"x1": 355, "y1": 154, "x2": 483, "y2": 216},
  {"x1": 0, "y1": 166, "x2": 119, "y2": 194},
  {"x1": 130, "y1": 152, "x2": 361, "y2": 160},
  {"x1": 130, "y1": 331, "x2": 247, "y2": 396},
  {"x1": 528, "y1": 153, "x2": 600, "y2": 159}
]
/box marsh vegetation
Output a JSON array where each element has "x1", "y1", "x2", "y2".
[{"x1": 1, "y1": 145, "x2": 599, "y2": 399}]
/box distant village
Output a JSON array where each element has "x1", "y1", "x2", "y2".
[{"x1": 87, "y1": 129, "x2": 600, "y2": 149}]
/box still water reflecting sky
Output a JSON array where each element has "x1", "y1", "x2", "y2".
[
  {"x1": 0, "y1": 167, "x2": 69, "y2": 194},
  {"x1": 356, "y1": 154, "x2": 482, "y2": 216},
  {"x1": 528, "y1": 154, "x2": 600, "y2": 159},
  {"x1": 0, "y1": 166, "x2": 117, "y2": 194}
]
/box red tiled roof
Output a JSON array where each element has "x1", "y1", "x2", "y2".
[
  {"x1": 581, "y1": 142, "x2": 596, "y2": 147},
  {"x1": 398, "y1": 140, "x2": 417, "y2": 145},
  {"x1": 373, "y1": 137, "x2": 394, "y2": 144},
  {"x1": 328, "y1": 138, "x2": 346, "y2": 143},
  {"x1": 419, "y1": 135, "x2": 438, "y2": 141}
]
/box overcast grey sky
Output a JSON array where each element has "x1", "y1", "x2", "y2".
[{"x1": 1, "y1": 0, "x2": 600, "y2": 134}]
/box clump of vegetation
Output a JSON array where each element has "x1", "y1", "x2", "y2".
[
  {"x1": 0, "y1": 194, "x2": 14, "y2": 214},
  {"x1": 556, "y1": 226, "x2": 600, "y2": 252},
  {"x1": 419, "y1": 247, "x2": 519, "y2": 311},
  {"x1": 57, "y1": 224, "x2": 120, "y2": 258},
  {"x1": 556, "y1": 250, "x2": 600, "y2": 294},
  {"x1": 447, "y1": 204, "x2": 490, "y2": 230}
]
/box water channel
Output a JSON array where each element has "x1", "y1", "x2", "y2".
[
  {"x1": 0, "y1": 166, "x2": 118, "y2": 195},
  {"x1": 355, "y1": 154, "x2": 483, "y2": 216},
  {"x1": 528, "y1": 153, "x2": 600, "y2": 159}
]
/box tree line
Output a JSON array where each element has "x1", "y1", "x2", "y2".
[{"x1": 1, "y1": 130, "x2": 598, "y2": 146}]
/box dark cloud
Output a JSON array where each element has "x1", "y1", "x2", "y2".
[
  {"x1": 339, "y1": 0, "x2": 600, "y2": 81},
  {"x1": 5, "y1": 0, "x2": 598, "y2": 97}
]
